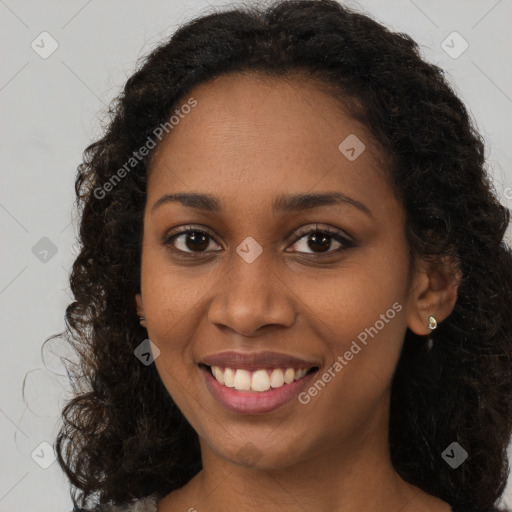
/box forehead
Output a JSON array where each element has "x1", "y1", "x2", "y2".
[{"x1": 147, "y1": 72, "x2": 394, "y2": 217}]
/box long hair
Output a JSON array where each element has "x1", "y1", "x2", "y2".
[{"x1": 53, "y1": 1, "x2": 512, "y2": 510}]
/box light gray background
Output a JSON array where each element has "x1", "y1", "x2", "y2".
[{"x1": 1, "y1": 1, "x2": 511, "y2": 511}]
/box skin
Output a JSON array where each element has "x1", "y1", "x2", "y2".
[{"x1": 135, "y1": 72, "x2": 459, "y2": 512}]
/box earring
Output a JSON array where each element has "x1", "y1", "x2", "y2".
[
  {"x1": 428, "y1": 316, "x2": 437, "y2": 330},
  {"x1": 427, "y1": 315, "x2": 437, "y2": 350},
  {"x1": 139, "y1": 317, "x2": 146, "y2": 327}
]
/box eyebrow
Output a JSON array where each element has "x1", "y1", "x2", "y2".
[{"x1": 151, "y1": 191, "x2": 372, "y2": 217}]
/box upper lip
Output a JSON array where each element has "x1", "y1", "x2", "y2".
[{"x1": 200, "y1": 350, "x2": 319, "y2": 370}]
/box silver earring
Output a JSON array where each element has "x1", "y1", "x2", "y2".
[
  {"x1": 427, "y1": 315, "x2": 437, "y2": 350},
  {"x1": 428, "y1": 316, "x2": 437, "y2": 330}
]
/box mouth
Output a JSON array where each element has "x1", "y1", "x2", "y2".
[
  {"x1": 199, "y1": 363, "x2": 319, "y2": 392},
  {"x1": 198, "y1": 363, "x2": 320, "y2": 415}
]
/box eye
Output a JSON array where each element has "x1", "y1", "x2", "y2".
[
  {"x1": 288, "y1": 224, "x2": 354, "y2": 255},
  {"x1": 163, "y1": 224, "x2": 354, "y2": 257},
  {"x1": 163, "y1": 226, "x2": 221, "y2": 254}
]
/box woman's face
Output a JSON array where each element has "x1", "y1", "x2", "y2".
[{"x1": 136, "y1": 72, "x2": 428, "y2": 469}]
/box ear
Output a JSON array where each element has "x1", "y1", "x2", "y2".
[
  {"x1": 406, "y1": 255, "x2": 461, "y2": 335},
  {"x1": 135, "y1": 293, "x2": 145, "y2": 319}
]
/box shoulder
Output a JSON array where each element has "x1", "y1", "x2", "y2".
[{"x1": 72, "y1": 494, "x2": 158, "y2": 512}]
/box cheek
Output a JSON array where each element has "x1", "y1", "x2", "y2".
[
  {"x1": 139, "y1": 256, "x2": 207, "y2": 404},
  {"x1": 141, "y1": 255, "x2": 205, "y2": 346},
  {"x1": 144, "y1": 271, "x2": 204, "y2": 423},
  {"x1": 297, "y1": 246, "x2": 409, "y2": 337},
  {"x1": 293, "y1": 243, "x2": 410, "y2": 386}
]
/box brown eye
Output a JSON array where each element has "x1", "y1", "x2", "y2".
[
  {"x1": 165, "y1": 228, "x2": 221, "y2": 254},
  {"x1": 289, "y1": 226, "x2": 354, "y2": 255},
  {"x1": 305, "y1": 232, "x2": 335, "y2": 253}
]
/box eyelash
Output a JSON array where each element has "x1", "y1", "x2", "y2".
[{"x1": 162, "y1": 224, "x2": 355, "y2": 258}]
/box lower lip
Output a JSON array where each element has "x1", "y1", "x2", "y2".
[{"x1": 200, "y1": 365, "x2": 318, "y2": 415}]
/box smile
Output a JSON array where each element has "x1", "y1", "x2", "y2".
[
  {"x1": 207, "y1": 365, "x2": 315, "y2": 392},
  {"x1": 199, "y1": 363, "x2": 319, "y2": 414}
]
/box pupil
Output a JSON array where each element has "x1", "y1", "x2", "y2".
[
  {"x1": 309, "y1": 232, "x2": 330, "y2": 253},
  {"x1": 186, "y1": 232, "x2": 209, "y2": 251}
]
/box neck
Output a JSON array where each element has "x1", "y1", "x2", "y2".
[{"x1": 159, "y1": 396, "x2": 450, "y2": 512}]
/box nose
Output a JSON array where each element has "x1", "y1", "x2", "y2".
[{"x1": 207, "y1": 249, "x2": 296, "y2": 337}]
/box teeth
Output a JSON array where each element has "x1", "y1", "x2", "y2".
[
  {"x1": 223, "y1": 368, "x2": 235, "y2": 388},
  {"x1": 294, "y1": 368, "x2": 307, "y2": 381},
  {"x1": 269, "y1": 368, "x2": 284, "y2": 388},
  {"x1": 210, "y1": 366, "x2": 313, "y2": 392},
  {"x1": 211, "y1": 365, "x2": 224, "y2": 385},
  {"x1": 233, "y1": 369, "x2": 251, "y2": 391},
  {"x1": 284, "y1": 368, "x2": 295, "y2": 384},
  {"x1": 251, "y1": 369, "x2": 270, "y2": 392}
]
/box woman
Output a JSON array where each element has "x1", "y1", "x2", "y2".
[{"x1": 57, "y1": 1, "x2": 512, "y2": 511}]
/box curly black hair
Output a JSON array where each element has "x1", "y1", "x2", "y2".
[{"x1": 52, "y1": 1, "x2": 512, "y2": 511}]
